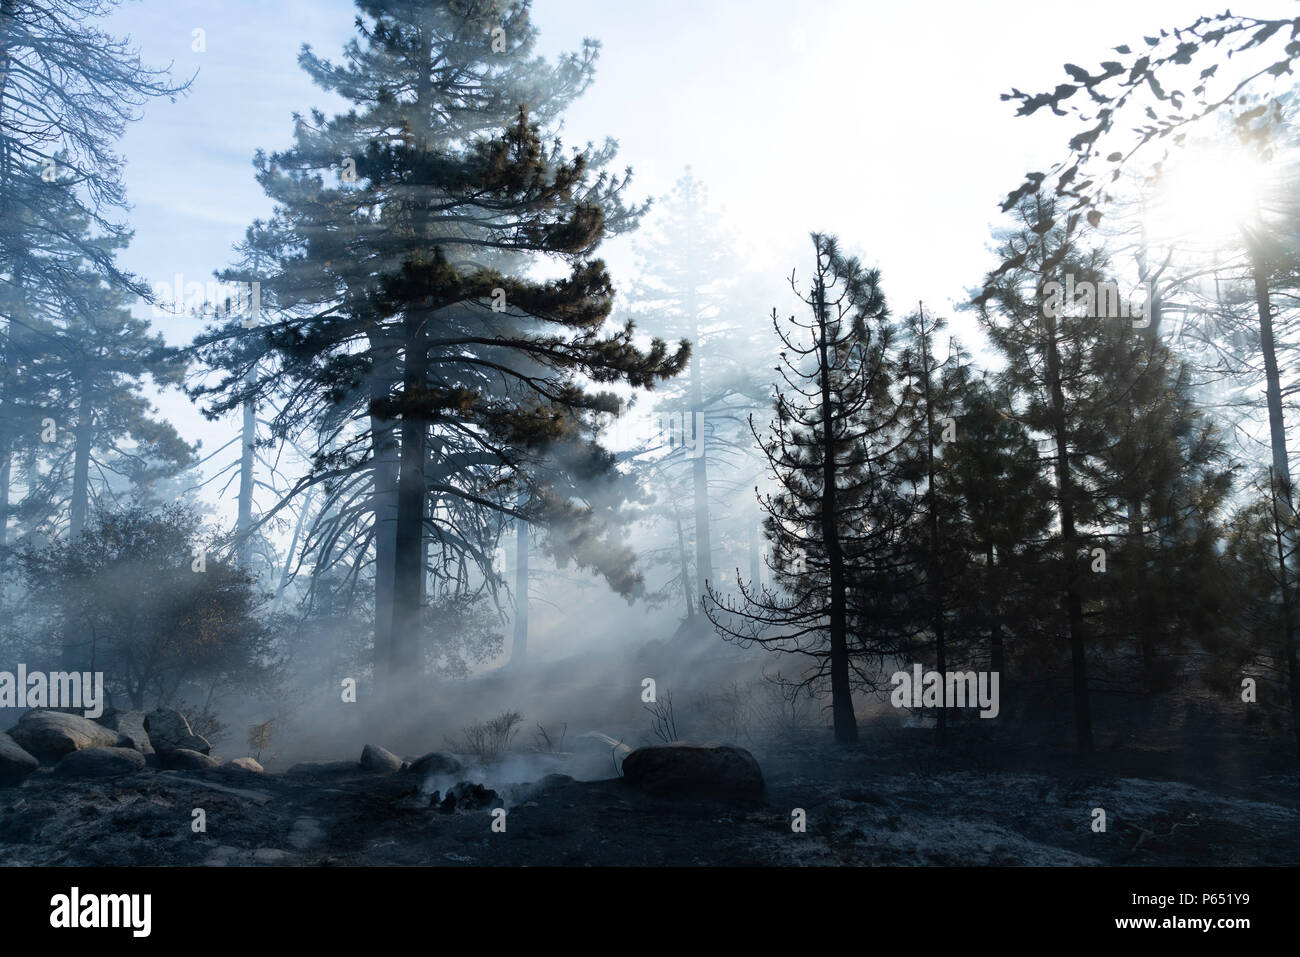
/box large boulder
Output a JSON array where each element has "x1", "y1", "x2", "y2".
[
  {"x1": 98, "y1": 710, "x2": 154, "y2": 756},
  {"x1": 0, "y1": 731, "x2": 39, "y2": 786},
  {"x1": 143, "y1": 709, "x2": 210, "y2": 756},
  {"x1": 160, "y1": 748, "x2": 221, "y2": 770},
  {"x1": 53, "y1": 746, "x2": 147, "y2": 779},
  {"x1": 8, "y1": 710, "x2": 120, "y2": 763},
  {"x1": 223, "y1": 757, "x2": 264, "y2": 774},
  {"x1": 621, "y1": 744, "x2": 764, "y2": 801},
  {"x1": 359, "y1": 744, "x2": 403, "y2": 774}
]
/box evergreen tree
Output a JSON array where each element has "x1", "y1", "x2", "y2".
[
  {"x1": 706, "y1": 233, "x2": 913, "y2": 744},
  {"x1": 190, "y1": 0, "x2": 686, "y2": 688}
]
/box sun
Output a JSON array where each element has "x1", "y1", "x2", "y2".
[{"x1": 1145, "y1": 145, "x2": 1269, "y2": 248}]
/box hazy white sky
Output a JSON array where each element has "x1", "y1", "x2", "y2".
[{"x1": 99, "y1": 0, "x2": 1300, "y2": 507}]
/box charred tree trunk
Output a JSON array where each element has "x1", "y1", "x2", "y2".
[{"x1": 815, "y1": 274, "x2": 857, "y2": 745}]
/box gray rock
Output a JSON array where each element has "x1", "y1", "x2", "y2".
[
  {"x1": 99, "y1": 710, "x2": 154, "y2": 755},
  {"x1": 359, "y1": 743, "x2": 403, "y2": 773},
  {"x1": 143, "y1": 708, "x2": 210, "y2": 755},
  {"x1": 406, "y1": 751, "x2": 463, "y2": 777},
  {"x1": 53, "y1": 746, "x2": 147, "y2": 779},
  {"x1": 0, "y1": 731, "x2": 39, "y2": 786},
  {"x1": 160, "y1": 748, "x2": 221, "y2": 770},
  {"x1": 223, "y1": 757, "x2": 264, "y2": 773},
  {"x1": 8, "y1": 710, "x2": 121, "y2": 763},
  {"x1": 621, "y1": 743, "x2": 764, "y2": 801}
]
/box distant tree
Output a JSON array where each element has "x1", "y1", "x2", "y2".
[
  {"x1": 12, "y1": 504, "x2": 280, "y2": 710},
  {"x1": 930, "y1": 377, "x2": 1054, "y2": 684},
  {"x1": 628, "y1": 169, "x2": 771, "y2": 619},
  {"x1": 706, "y1": 234, "x2": 914, "y2": 744}
]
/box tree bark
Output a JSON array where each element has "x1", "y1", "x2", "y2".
[
  {"x1": 236, "y1": 364, "x2": 256, "y2": 568},
  {"x1": 512, "y1": 518, "x2": 529, "y2": 665},
  {"x1": 389, "y1": 314, "x2": 429, "y2": 676},
  {"x1": 815, "y1": 268, "x2": 857, "y2": 744}
]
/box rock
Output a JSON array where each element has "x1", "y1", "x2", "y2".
[
  {"x1": 406, "y1": 751, "x2": 463, "y2": 777},
  {"x1": 432, "y1": 781, "x2": 500, "y2": 813},
  {"x1": 359, "y1": 743, "x2": 403, "y2": 774},
  {"x1": 223, "y1": 757, "x2": 264, "y2": 773},
  {"x1": 621, "y1": 744, "x2": 765, "y2": 801},
  {"x1": 0, "y1": 731, "x2": 39, "y2": 786},
  {"x1": 8, "y1": 710, "x2": 121, "y2": 763},
  {"x1": 160, "y1": 748, "x2": 221, "y2": 770},
  {"x1": 143, "y1": 709, "x2": 210, "y2": 755},
  {"x1": 52, "y1": 746, "x2": 147, "y2": 779},
  {"x1": 99, "y1": 710, "x2": 154, "y2": 756}
]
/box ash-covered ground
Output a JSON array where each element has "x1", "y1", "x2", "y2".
[{"x1": 3, "y1": 711, "x2": 1297, "y2": 867}]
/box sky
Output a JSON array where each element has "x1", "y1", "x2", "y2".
[{"x1": 97, "y1": 0, "x2": 1299, "y2": 517}]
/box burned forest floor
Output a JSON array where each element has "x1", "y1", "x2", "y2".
[{"x1": 2, "y1": 714, "x2": 1298, "y2": 867}]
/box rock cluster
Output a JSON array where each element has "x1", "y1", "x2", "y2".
[{"x1": 0, "y1": 707, "x2": 261, "y2": 784}]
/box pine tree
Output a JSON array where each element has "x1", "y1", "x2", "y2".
[
  {"x1": 706, "y1": 233, "x2": 914, "y2": 744},
  {"x1": 976, "y1": 192, "x2": 1121, "y2": 752},
  {"x1": 190, "y1": 0, "x2": 686, "y2": 689}
]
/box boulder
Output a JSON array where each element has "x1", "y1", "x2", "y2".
[
  {"x1": 53, "y1": 746, "x2": 147, "y2": 779},
  {"x1": 8, "y1": 710, "x2": 120, "y2": 763},
  {"x1": 0, "y1": 731, "x2": 39, "y2": 786},
  {"x1": 99, "y1": 710, "x2": 154, "y2": 756},
  {"x1": 406, "y1": 751, "x2": 463, "y2": 777},
  {"x1": 160, "y1": 748, "x2": 221, "y2": 770},
  {"x1": 359, "y1": 743, "x2": 404, "y2": 774},
  {"x1": 621, "y1": 743, "x2": 764, "y2": 801},
  {"x1": 223, "y1": 757, "x2": 264, "y2": 774},
  {"x1": 143, "y1": 709, "x2": 210, "y2": 756}
]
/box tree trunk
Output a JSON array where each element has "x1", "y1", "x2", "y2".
[
  {"x1": 0, "y1": 439, "x2": 10, "y2": 547},
  {"x1": 986, "y1": 543, "x2": 1003, "y2": 675},
  {"x1": 389, "y1": 315, "x2": 429, "y2": 676},
  {"x1": 1251, "y1": 247, "x2": 1300, "y2": 757},
  {"x1": 68, "y1": 381, "x2": 93, "y2": 541},
  {"x1": 236, "y1": 365, "x2": 256, "y2": 568},
  {"x1": 512, "y1": 519, "x2": 529, "y2": 665},
  {"x1": 276, "y1": 488, "x2": 312, "y2": 606},
  {"x1": 1044, "y1": 300, "x2": 1093, "y2": 752},
  {"x1": 370, "y1": 334, "x2": 400, "y2": 682},
  {"x1": 918, "y1": 305, "x2": 948, "y2": 746},
  {"x1": 815, "y1": 271, "x2": 857, "y2": 744},
  {"x1": 675, "y1": 507, "x2": 694, "y2": 621}
]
